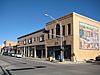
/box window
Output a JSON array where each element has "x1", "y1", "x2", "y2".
[
  {"x1": 62, "y1": 25, "x2": 65, "y2": 36},
  {"x1": 23, "y1": 39, "x2": 26, "y2": 45},
  {"x1": 37, "y1": 37, "x2": 39, "y2": 41},
  {"x1": 28, "y1": 38, "x2": 32, "y2": 44},
  {"x1": 39, "y1": 35, "x2": 44, "y2": 42},
  {"x1": 56, "y1": 24, "x2": 60, "y2": 37},
  {"x1": 9, "y1": 43, "x2": 11, "y2": 46},
  {"x1": 17, "y1": 41, "x2": 19, "y2": 43},
  {"x1": 34, "y1": 37, "x2": 36, "y2": 41},
  {"x1": 48, "y1": 30, "x2": 50, "y2": 39},
  {"x1": 68, "y1": 23, "x2": 71, "y2": 35},
  {"x1": 63, "y1": 41, "x2": 66, "y2": 46},
  {"x1": 51, "y1": 29, "x2": 54, "y2": 38}
]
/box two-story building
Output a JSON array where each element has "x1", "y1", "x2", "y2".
[
  {"x1": 45, "y1": 12, "x2": 100, "y2": 61},
  {"x1": 1, "y1": 40, "x2": 17, "y2": 54},
  {"x1": 17, "y1": 28, "x2": 46, "y2": 58},
  {"x1": 17, "y1": 12, "x2": 100, "y2": 62}
]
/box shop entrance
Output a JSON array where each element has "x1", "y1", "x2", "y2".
[
  {"x1": 55, "y1": 50, "x2": 60, "y2": 60},
  {"x1": 36, "y1": 49, "x2": 45, "y2": 58},
  {"x1": 64, "y1": 45, "x2": 71, "y2": 60}
]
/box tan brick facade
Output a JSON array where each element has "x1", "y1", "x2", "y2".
[
  {"x1": 45, "y1": 12, "x2": 100, "y2": 61},
  {"x1": 73, "y1": 12, "x2": 100, "y2": 61},
  {"x1": 17, "y1": 12, "x2": 100, "y2": 62}
]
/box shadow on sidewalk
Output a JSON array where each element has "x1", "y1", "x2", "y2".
[
  {"x1": 0, "y1": 65, "x2": 47, "y2": 75},
  {"x1": 10, "y1": 65, "x2": 46, "y2": 71}
]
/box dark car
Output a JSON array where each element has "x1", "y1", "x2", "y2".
[
  {"x1": 2, "y1": 52, "x2": 8, "y2": 56},
  {"x1": 95, "y1": 55, "x2": 100, "y2": 61}
]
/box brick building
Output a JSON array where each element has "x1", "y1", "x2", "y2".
[
  {"x1": 17, "y1": 12, "x2": 100, "y2": 62},
  {"x1": 17, "y1": 28, "x2": 46, "y2": 58},
  {"x1": 45, "y1": 12, "x2": 100, "y2": 61}
]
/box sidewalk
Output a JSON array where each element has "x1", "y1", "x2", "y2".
[{"x1": 23, "y1": 57, "x2": 86, "y2": 65}]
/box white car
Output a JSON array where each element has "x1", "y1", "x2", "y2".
[
  {"x1": 11, "y1": 53, "x2": 15, "y2": 57},
  {"x1": 16, "y1": 54, "x2": 23, "y2": 58}
]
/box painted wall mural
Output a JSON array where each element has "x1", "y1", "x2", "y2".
[{"x1": 79, "y1": 22, "x2": 99, "y2": 49}]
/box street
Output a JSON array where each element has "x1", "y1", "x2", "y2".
[{"x1": 0, "y1": 55, "x2": 100, "y2": 75}]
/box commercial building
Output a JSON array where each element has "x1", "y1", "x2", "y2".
[
  {"x1": 45, "y1": 12, "x2": 100, "y2": 61},
  {"x1": 1, "y1": 40, "x2": 17, "y2": 54},
  {"x1": 17, "y1": 28, "x2": 46, "y2": 58},
  {"x1": 17, "y1": 12, "x2": 100, "y2": 62}
]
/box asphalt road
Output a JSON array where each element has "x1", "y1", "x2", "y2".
[{"x1": 0, "y1": 55, "x2": 100, "y2": 75}]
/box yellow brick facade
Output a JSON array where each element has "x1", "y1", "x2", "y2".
[
  {"x1": 45, "y1": 12, "x2": 100, "y2": 61},
  {"x1": 73, "y1": 12, "x2": 100, "y2": 61}
]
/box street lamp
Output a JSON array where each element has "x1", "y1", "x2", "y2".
[{"x1": 44, "y1": 13, "x2": 64, "y2": 62}]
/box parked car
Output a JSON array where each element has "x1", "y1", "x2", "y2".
[
  {"x1": 11, "y1": 53, "x2": 16, "y2": 57},
  {"x1": 16, "y1": 54, "x2": 23, "y2": 58},
  {"x1": 95, "y1": 55, "x2": 100, "y2": 61},
  {"x1": 2, "y1": 52, "x2": 8, "y2": 56},
  {"x1": 85, "y1": 59, "x2": 95, "y2": 63}
]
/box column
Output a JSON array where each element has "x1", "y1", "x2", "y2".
[
  {"x1": 23, "y1": 47, "x2": 25, "y2": 57},
  {"x1": 31, "y1": 46, "x2": 34, "y2": 57},
  {"x1": 60, "y1": 50, "x2": 64, "y2": 62},
  {"x1": 53, "y1": 51, "x2": 55, "y2": 60},
  {"x1": 34, "y1": 46, "x2": 36, "y2": 58},
  {"x1": 28, "y1": 47, "x2": 30, "y2": 57},
  {"x1": 41, "y1": 50, "x2": 43, "y2": 58},
  {"x1": 45, "y1": 45, "x2": 48, "y2": 58}
]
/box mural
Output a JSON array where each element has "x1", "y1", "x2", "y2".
[{"x1": 79, "y1": 22, "x2": 99, "y2": 49}]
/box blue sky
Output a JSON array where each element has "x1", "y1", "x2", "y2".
[{"x1": 0, "y1": 0, "x2": 100, "y2": 45}]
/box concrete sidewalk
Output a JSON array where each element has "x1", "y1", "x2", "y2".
[{"x1": 23, "y1": 57, "x2": 86, "y2": 65}]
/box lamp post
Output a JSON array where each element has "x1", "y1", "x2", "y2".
[{"x1": 44, "y1": 13, "x2": 64, "y2": 62}]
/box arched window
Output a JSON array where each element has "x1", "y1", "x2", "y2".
[{"x1": 56, "y1": 24, "x2": 60, "y2": 37}]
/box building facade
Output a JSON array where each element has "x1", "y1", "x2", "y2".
[
  {"x1": 17, "y1": 28, "x2": 46, "y2": 58},
  {"x1": 1, "y1": 40, "x2": 17, "y2": 54},
  {"x1": 17, "y1": 12, "x2": 100, "y2": 62},
  {"x1": 45, "y1": 12, "x2": 100, "y2": 61}
]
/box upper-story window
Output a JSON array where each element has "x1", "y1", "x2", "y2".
[
  {"x1": 39, "y1": 35, "x2": 44, "y2": 42},
  {"x1": 28, "y1": 38, "x2": 32, "y2": 44},
  {"x1": 9, "y1": 43, "x2": 11, "y2": 46},
  {"x1": 62, "y1": 25, "x2": 65, "y2": 36},
  {"x1": 23, "y1": 39, "x2": 26, "y2": 45},
  {"x1": 51, "y1": 29, "x2": 54, "y2": 38},
  {"x1": 68, "y1": 23, "x2": 71, "y2": 35},
  {"x1": 34, "y1": 37, "x2": 36, "y2": 42},
  {"x1": 17, "y1": 41, "x2": 19, "y2": 43},
  {"x1": 37, "y1": 36, "x2": 39, "y2": 41},
  {"x1": 48, "y1": 30, "x2": 50, "y2": 39},
  {"x1": 56, "y1": 24, "x2": 60, "y2": 37}
]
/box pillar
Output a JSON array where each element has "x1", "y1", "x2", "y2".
[
  {"x1": 34, "y1": 46, "x2": 36, "y2": 58},
  {"x1": 41, "y1": 50, "x2": 43, "y2": 58},
  {"x1": 45, "y1": 46, "x2": 47, "y2": 58},
  {"x1": 53, "y1": 51, "x2": 55, "y2": 60},
  {"x1": 60, "y1": 50, "x2": 64, "y2": 62},
  {"x1": 28, "y1": 47, "x2": 30, "y2": 57},
  {"x1": 23, "y1": 47, "x2": 25, "y2": 57}
]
